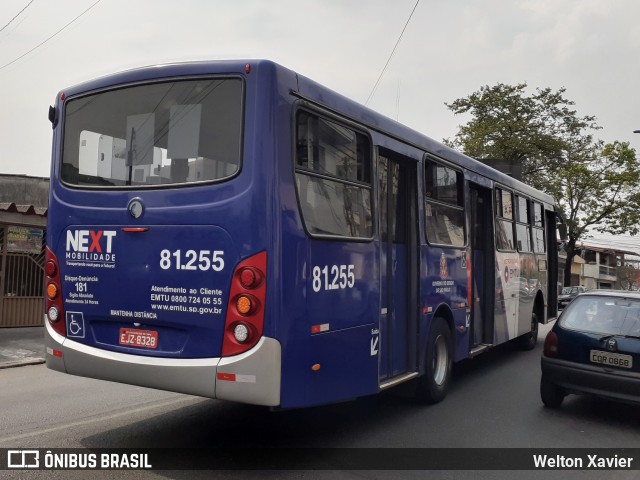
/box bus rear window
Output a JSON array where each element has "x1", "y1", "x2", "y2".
[{"x1": 61, "y1": 78, "x2": 243, "y2": 187}]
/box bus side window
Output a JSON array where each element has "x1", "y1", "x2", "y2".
[
  {"x1": 423, "y1": 160, "x2": 465, "y2": 247},
  {"x1": 532, "y1": 202, "x2": 546, "y2": 253},
  {"x1": 294, "y1": 111, "x2": 373, "y2": 239},
  {"x1": 515, "y1": 196, "x2": 531, "y2": 253},
  {"x1": 495, "y1": 188, "x2": 515, "y2": 251}
]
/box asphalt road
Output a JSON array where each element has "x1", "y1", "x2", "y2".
[{"x1": 1, "y1": 322, "x2": 639, "y2": 480}]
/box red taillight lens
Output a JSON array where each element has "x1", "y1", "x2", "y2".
[
  {"x1": 239, "y1": 267, "x2": 261, "y2": 289},
  {"x1": 45, "y1": 260, "x2": 57, "y2": 277},
  {"x1": 543, "y1": 331, "x2": 558, "y2": 357},
  {"x1": 222, "y1": 251, "x2": 267, "y2": 357},
  {"x1": 45, "y1": 247, "x2": 66, "y2": 337}
]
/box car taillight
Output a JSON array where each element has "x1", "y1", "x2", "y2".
[
  {"x1": 221, "y1": 251, "x2": 267, "y2": 357},
  {"x1": 543, "y1": 331, "x2": 558, "y2": 357},
  {"x1": 45, "y1": 247, "x2": 66, "y2": 337}
]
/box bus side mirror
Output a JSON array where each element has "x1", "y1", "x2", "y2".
[
  {"x1": 48, "y1": 106, "x2": 56, "y2": 127},
  {"x1": 555, "y1": 212, "x2": 567, "y2": 241},
  {"x1": 558, "y1": 223, "x2": 567, "y2": 241}
]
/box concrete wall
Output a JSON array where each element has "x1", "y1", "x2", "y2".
[{"x1": 0, "y1": 174, "x2": 49, "y2": 208}]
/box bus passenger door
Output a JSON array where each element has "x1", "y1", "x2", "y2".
[
  {"x1": 469, "y1": 184, "x2": 495, "y2": 350},
  {"x1": 378, "y1": 152, "x2": 417, "y2": 382}
]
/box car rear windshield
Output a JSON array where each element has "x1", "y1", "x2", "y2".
[
  {"x1": 61, "y1": 78, "x2": 243, "y2": 188},
  {"x1": 561, "y1": 286, "x2": 582, "y2": 296},
  {"x1": 560, "y1": 295, "x2": 640, "y2": 336}
]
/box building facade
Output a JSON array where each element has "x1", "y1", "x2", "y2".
[
  {"x1": 0, "y1": 174, "x2": 48, "y2": 327},
  {"x1": 559, "y1": 243, "x2": 640, "y2": 292}
]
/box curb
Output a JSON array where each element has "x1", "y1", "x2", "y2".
[{"x1": 0, "y1": 357, "x2": 46, "y2": 370}]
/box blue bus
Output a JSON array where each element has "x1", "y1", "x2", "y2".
[{"x1": 44, "y1": 60, "x2": 558, "y2": 408}]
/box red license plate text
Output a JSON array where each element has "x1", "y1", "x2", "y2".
[{"x1": 119, "y1": 328, "x2": 158, "y2": 349}]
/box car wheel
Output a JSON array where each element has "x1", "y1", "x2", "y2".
[
  {"x1": 517, "y1": 311, "x2": 539, "y2": 350},
  {"x1": 416, "y1": 317, "x2": 452, "y2": 404},
  {"x1": 540, "y1": 375, "x2": 565, "y2": 408}
]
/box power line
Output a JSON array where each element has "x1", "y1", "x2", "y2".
[
  {"x1": 0, "y1": 0, "x2": 102, "y2": 72},
  {"x1": 365, "y1": 0, "x2": 420, "y2": 106},
  {"x1": 0, "y1": 0, "x2": 36, "y2": 33}
]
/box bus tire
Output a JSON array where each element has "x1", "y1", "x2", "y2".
[
  {"x1": 517, "y1": 311, "x2": 539, "y2": 351},
  {"x1": 540, "y1": 375, "x2": 565, "y2": 408},
  {"x1": 417, "y1": 317, "x2": 452, "y2": 404}
]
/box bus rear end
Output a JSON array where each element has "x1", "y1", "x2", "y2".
[{"x1": 45, "y1": 61, "x2": 282, "y2": 406}]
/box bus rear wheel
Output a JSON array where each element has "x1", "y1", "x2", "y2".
[
  {"x1": 417, "y1": 317, "x2": 452, "y2": 404},
  {"x1": 517, "y1": 311, "x2": 539, "y2": 351}
]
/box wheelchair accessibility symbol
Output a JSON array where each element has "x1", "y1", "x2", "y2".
[{"x1": 66, "y1": 312, "x2": 85, "y2": 338}]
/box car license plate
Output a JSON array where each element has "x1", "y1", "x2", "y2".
[
  {"x1": 119, "y1": 328, "x2": 158, "y2": 349},
  {"x1": 590, "y1": 350, "x2": 633, "y2": 369}
]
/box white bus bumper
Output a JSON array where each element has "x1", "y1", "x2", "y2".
[{"x1": 44, "y1": 319, "x2": 281, "y2": 406}]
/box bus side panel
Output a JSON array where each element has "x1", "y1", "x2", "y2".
[
  {"x1": 276, "y1": 231, "x2": 310, "y2": 409},
  {"x1": 494, "y1": 251, "x2": 518, "y2": 343},
  {"x1": 516, "y1": 253, "x2": 537, "y2": 336},
  {"x1": 269, "y1": 73, "x2": 311, "y2": 409},
  {"x1": 276, "y1": 236, "x2": 380, "y2": 408},
  {"x1": 420, "y1": 247, "x2": 469, "y2": 363},
  {"x1": 301, "y1": 242, "x2": 379, "y2": 406},
  {"x1": 306, "y1": 326, "x2": 378, "y2": 405}
]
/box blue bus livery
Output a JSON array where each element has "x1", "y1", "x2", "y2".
[{"x1": 44, "y1": 60, "x2": 558, "y2": 408}]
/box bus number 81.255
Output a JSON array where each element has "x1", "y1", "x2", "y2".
[
  {"x1": 160, "y1": 249, "x2": 224, "y2": 272},
  {"x1": 312, "y1": 265, "x2": 355, "y2": 292}
]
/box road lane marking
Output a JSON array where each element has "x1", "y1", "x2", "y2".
[{"x1": 0, "y1": 396, "x2": 205, "y2": 444}]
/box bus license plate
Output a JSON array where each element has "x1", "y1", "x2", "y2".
[
  {"x1": 590, "y1": 350, "x2": 632, "y2": 369},
  {"x1": 119, "y1": 328, "x2": 158, "y2": 349}
]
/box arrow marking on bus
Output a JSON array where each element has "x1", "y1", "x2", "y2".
[{"x1": 371, "y1": 336, "x2": 379, "y2": 356}]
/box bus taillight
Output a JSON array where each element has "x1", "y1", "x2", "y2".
[
  {"x1": 239, "y1": 267, "x2": 262, "y2": 289},
  {"x1": 45, "y1": 247, "x2": 66, "y2": 337},
  {"x1": 222, "y1": 251, "x2": 267, "y2": 357},
  {"x1": 236, "y1": 294, "x2": 260, "y2": 316}
]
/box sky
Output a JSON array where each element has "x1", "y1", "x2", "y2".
[
  {"x1": 1, "y1": 0, "x2": 640, "y2": 178},
  {"x1": 1, "y1": 0, "x2": 639, "y2": 179}
]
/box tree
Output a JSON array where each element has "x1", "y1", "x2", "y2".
[
  {"x1": 555, "y1": 140, "x2": 640, "y2": 285},
  {"x1": 444, "y1": 83, "x2": 599, "y2": 192},
  {"x1": 445, "y1": 83, "x2": 640, "y2": 286}
]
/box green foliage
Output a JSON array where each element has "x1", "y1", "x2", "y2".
[
  {"x1": 556, "y1": 140, "x2": 640, "y2": 241},
  {"x1": 445, "y1": 83, "x2": 640, "y2": 285},
  {"x1": 445, "y1": 83, "x2": 599, "y2": 191}
]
